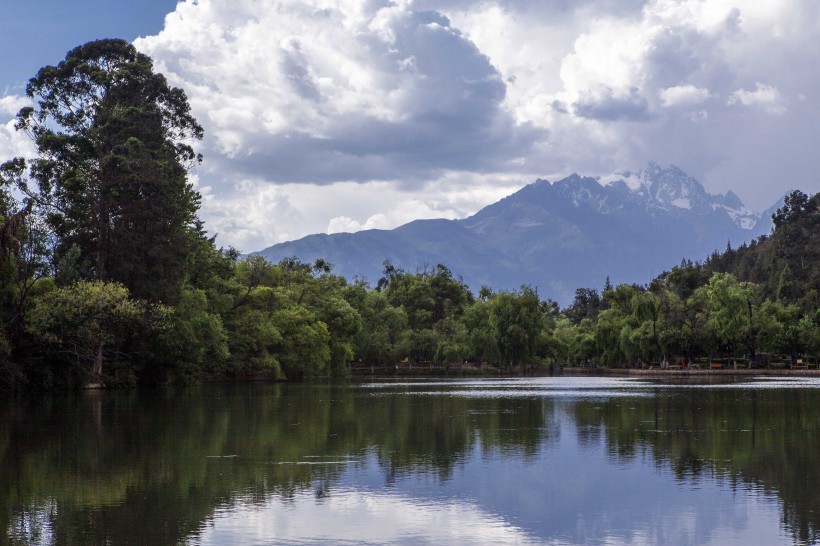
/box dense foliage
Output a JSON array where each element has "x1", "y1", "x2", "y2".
[{"x1": 0, "y1": 41, "x2": 818, "y2": 390}]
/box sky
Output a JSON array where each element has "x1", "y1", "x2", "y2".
[{"x1": 2, "y1": 0, "x2": 819, "y2": 253}]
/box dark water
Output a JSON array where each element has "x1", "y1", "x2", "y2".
[{"x1": 2, "y1": 377, "x2": 820, "y2": 545}]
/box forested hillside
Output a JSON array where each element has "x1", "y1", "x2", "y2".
[
  {"x1": 702, "y1": 189, "x2": 820, "y2": 304},
  {"x1": 1, "y1": 40, "x2": 817, "y2": 390}
]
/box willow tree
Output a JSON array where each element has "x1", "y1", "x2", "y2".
[
  {"x1": 12, "y1": 39, "x2": 203, "y2": 303},
  {"x1": 695, "y1": 272, "x2": 760, "y2": 360},
  {"x1": 488, "y1": 287, "x2": 542, "y2": 370}
]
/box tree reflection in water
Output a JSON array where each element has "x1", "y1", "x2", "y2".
[{"x1": 0, "y1": 379, "x2": 817, "y2": 545}]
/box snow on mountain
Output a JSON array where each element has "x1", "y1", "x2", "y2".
[{"x1": 595, "y1": 163, "x2": 762, "y2": 229}]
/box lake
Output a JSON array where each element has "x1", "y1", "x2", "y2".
[{"x1": 2, "y1": 376, "x2": 819, "y2": 545}]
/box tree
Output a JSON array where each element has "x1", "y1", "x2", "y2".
[
  {"x1": 772, "y1": 190, "x2": 810, "y2": 229},
  {"x1": 461, "y1": 300, "x2": 500, "y2": 364},
  {"x1": 756, "y1": 300, "x2": 801, "y2": 357},
  {"x1": 488, "y1": 287, "x2": 542, "y2": 369},
  {"x1": 316, "y1": 294, "x2": 361, "y2": 376},
  {"x1": 596, "y1": 305, "x2": 629, "y2": 367},
  {"x1": 11, "y1": 39, "x2": 203, "y2": 304},
  {"x1": 632, "y1": 289, "x2": 664, "y2": 360},
  {"x1": 564, "y1": 288, "x2": 603, "y2": 325},
  {"x1": 271, "y1": 305, "x2": 331, "y2": 380},
  {"x1": 0, "y1": 159, "x2": 56, "y2": 342},
  {"x1": 351, "y1": 291, "x2": 410, "y2": 366},
  {"x1": 156, "y1": 285, "x2": 230, "y2": 383},
  {"x1": 546, "y1": 317, "x2": 574, "y2": 365},
  {"x1": 663, "y1": 262, "x2": 709, "y2": 301},
  {"x1": 378, "y1": 262, "x2": 472, "y2": 331},
  {"x1": 598, "y1": 284, "x2": 658, "y2": 367},
  {"x1": 798, "y1": 311, "x2": 820, "y2": 361},
  {"x1": 433, "y1": 314, "x2": 469, "y2": 367},
  {"x1": 775, "y1": 264, "x2": 800, "y2": 303},
  {"x1": 695, "y1": 273, "x2": 760, "y2": 360},
  {"x1": 26, "y1": 280, "x2": 168, "y2": 386}
]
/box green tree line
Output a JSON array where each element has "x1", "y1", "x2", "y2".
[
  {"x1": 0, "y1": 39, "x2": 818, "y2": 389},
  {"x1": 543, "y1": 189, "x2": 820, "y2": 368}
]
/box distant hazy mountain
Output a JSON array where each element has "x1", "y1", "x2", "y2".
[{"x1": 255, "y1": 164, "x2": 776, "y2": 304}]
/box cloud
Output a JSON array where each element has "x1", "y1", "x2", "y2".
[
  {"x1": 3, "y1": 0, "x2": 820, "y2": 253},
  {"x1": 572, "y1": 86, "x2": 653, "y2": 122},
  {"x1": 0, "y1": 96, "x2": 35, "y2": 162},
  {"x1": 659, "y1": 85, "x2": 713, "y2": 107},
  {"x1": 200, "y1": 173, "x2": 522, "y2": 252},
  {"x1": 728, "y1": 83, "x2": 787, "y2": 115},
  {"x1": 135, "y1": 0, "x2": 540, "y2": 186},
  {"x1": 0, "y1": 95, "x2": 29, "y2": 116},
  {"x1": 196, "y1": 176, "x2": 308, "y2": 251},
  {"x1": 198, "y1": 490, "x2": 541, "y2": 545},
  {"x1": 0, "y1": 95, "x2": 35, "y2": 162},
  {"x1": 325, "y1": 188, "x2": 479, "y2": 235}
]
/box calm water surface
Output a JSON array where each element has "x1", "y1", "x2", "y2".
[{"x1": 3, "y1": 377, "x2": 820, "y2": 545}]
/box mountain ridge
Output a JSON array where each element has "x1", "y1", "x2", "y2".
[{"x1": 255, "y1": 164, "x2": 779, "y2": 304}]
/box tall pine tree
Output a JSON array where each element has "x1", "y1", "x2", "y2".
[{"x1": 12, "y1": 39, "x2": 203, "y2": 303}]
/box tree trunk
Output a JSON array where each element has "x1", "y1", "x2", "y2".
[
  {"x1": 96, "y1": 195, "x2": 109, "y2": 281},
  {"x1": 88, "y1": 341, "x2": 105, "y2": 388}
]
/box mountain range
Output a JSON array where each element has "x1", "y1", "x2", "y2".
[{"x1": 254, "y1": 164, "x2": 779, "y2": 304}]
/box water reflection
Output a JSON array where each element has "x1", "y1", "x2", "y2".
[
  {"x1": 198, "y1": 489, "x2": 544, "y2": 545},
  {"x1": 1, "y1": 378, "x2": 818, "y2": 545}
]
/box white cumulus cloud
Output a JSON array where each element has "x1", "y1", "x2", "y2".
[
  {"x1": 728, "y1": 83, "x2": 787, "y2": 115},
  {"x1": 0, "y1": 95, "x2": 35, "y2": 161},
  {"x1": 135, "y1": 0, "x2": 539, "y2": 186},
  {"x1": 659, "y1": 85, "x2": 713, "y2": 107},
  {"x1": 0, "y1": 95, "x2": 29, "y2": 116}
]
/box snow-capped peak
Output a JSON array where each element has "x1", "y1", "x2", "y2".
[
  {"x1": 591, "y1": 163, "x2": 762, "y2": 229},
  {"x1": 599, "y1": 171, "x2": 643, "y2": 191}
]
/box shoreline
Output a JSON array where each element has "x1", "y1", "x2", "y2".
[
  {"x1": 562, "y1": 367, "x2": 820, "y2": 377},
  {"x1": 350, "y1": 366, "x2": 820, "y2": 378}
]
